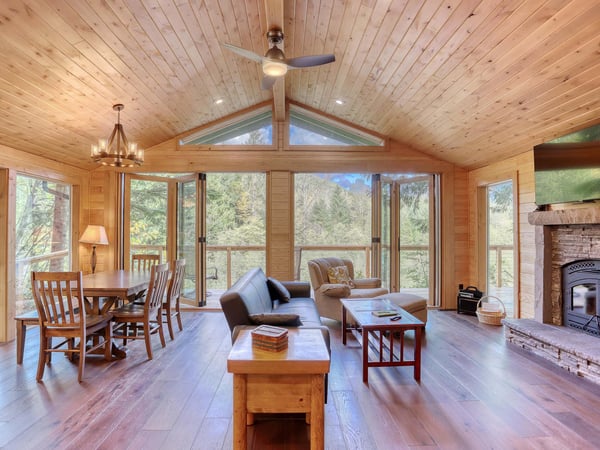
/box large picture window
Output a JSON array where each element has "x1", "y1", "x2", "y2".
[
  {"x1": 15, "y1": 175, "x2": 71, "y2": 315},
  {"x1": 294, "y1": 173, "x2": 372, "y2": 280}
]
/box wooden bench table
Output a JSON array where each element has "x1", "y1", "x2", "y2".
[
  {"x1": 15, "y1": 310, "x2": 39, "y2": 364},
  {"x1": 227, "y1": 328, "x2": 330, "y2": 450}
]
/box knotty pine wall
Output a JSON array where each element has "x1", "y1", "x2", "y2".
[{"x1": 467, "y1": 151, "x2": 536, "y2": 319}]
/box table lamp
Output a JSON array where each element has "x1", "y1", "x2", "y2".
[{"x1": 79, "y1": 225, "x2": 109, "y2": 273}]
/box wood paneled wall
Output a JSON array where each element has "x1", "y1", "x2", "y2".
[
  {"x1": 81, "y1": 170, "x2": 119, "y2": 274},
  {"x1": 266, "y1": 171, "x2": 294, "y2": 280},
  {"x1": 467, "y1": 151, "x2": 536, "y2": 318}
]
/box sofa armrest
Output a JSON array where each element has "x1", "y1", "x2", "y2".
[
  {"x1": 318, "y1": 283, "x2": 351, "y2": 298},
  {"x1": 282, "y1": 280, "x2": 311, "y2": 298},
  {"x1": 352, "y1": 278, "x2": 382, "y2": 289}
]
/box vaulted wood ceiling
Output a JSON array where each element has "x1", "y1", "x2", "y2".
[{"x1": 0, "y1": 0, "x2": 598, "y2": 171}]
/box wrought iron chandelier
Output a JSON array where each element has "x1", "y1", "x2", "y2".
[{"x1": 90, "y1": 104, "x2": 144, "y2": 167}]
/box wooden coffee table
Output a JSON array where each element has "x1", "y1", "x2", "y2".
[
  {"x1": 227, "y1": 328, "x2": 330, "y2": 450},
  {"x1": 341, "y1": 298, "x2": 425, "y2": 383}
]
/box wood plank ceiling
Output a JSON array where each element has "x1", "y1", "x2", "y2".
[{"x1": 0, "y1": 0, "x2": 598, "y2": 171}]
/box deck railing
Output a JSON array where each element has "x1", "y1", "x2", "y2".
[
  {"x1": 133, "y1": 243, "x2": 514, "y2": 289},
  {"x1": 15, "y1": 249, "x2": 70, "y2": 314}
]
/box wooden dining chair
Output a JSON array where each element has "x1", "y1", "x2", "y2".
[
  {"x1": 130, "y1": 254, "x2": 161, "y2": 302},
  {"x1": 31, "y1": 271, "x2": 113, "y2": 383},
  {"x1": 163, "y1": 259, "x2": 186, "y2": 340},
  {"x1": 111, "y1": 263, "x2": 169, "y2": 359},
  {"x1": 131, "y1": 254, "x2": 161, "y2": 271}
]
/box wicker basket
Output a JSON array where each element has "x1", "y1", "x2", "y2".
[{"x1": 476, "y1": 295, "x2": 506, "y2": 325}]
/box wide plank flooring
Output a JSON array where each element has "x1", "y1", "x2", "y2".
[{"x1": 2, "y1": 310, "x2": 600, "y2": 449}]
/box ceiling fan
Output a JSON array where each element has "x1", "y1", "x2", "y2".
[{"x1": 222, "y1": 29, "x2": 335, "y2": 90}]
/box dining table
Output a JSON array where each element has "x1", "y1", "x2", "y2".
[
  {"x1": 81, "y1": 269, "x2": 152, "y2": 358},
  {"x1": 82, "y1": 269, "x2": 152, "y2": 314}
]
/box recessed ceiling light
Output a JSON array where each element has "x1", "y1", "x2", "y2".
[
  {"x1": 335, "y1": 99, "x2": 345, "y2": 105},
  {"x1": 214, "y1": 99, "x2": 224, "y2": 105}
]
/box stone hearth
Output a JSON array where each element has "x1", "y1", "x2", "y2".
[
  {"x1": 504, "y1": 319, "x2": 600, "y2": 384},
  {"x1": 502, "y1": 205, "x2": 600, "y2": 384}
]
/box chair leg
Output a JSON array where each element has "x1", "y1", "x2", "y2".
[
  {"x1": 16, "y1": 320, "x2": 26, "y2": 365},
  {"x1": 77, "y1": 342, "x2": 85, "y2": 383},
  {"x1": 175, "y1": 302, "x2": 183, "y2": 332},
  {"x1": 143, "y1": 322, "x2": 153, "y2": 360},
  {"x1": 47, "y1": 337, "x2": 52, "y2": 363},
  {"x1": 158, "y1": 310, "x2": 166, "y2": 348},
  {"x1": 166, "y1": 308, "x2": 175, "y2": 341},
  {"x1": 68, "y1": 338, "x2": 76, "y2": 362},
  {"x1": 36, "y1": 334, "x2": 47, "y2": 382}
]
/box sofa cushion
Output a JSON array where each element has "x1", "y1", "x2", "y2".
[
  {"x1": 276, "y1": 298, "x2": 323, "y2": 329},
  {"x1": 249, "y1": 313, "x2": 302, "y2": 326},
  {"x1": 267, "y1": 277, "x2": 291, "y2": 303}
]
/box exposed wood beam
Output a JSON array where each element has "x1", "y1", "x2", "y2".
[{"x1": 264, "y1": 0, "x2": 285, "y2": 121}]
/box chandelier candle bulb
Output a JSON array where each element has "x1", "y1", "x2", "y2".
[{"x1": 128, "y1": 142, "x2": 137, "y2": 156}]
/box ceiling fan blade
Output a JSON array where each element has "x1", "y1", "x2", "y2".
[
  {"x1": 285, "y1": 54, "x2": 335, "y2": 68},
  {"x1": 261, "y1": 76, "x2": 277, "y2": 90},
  {"x1": 222, "y1": 43, "x2": 263, "y2": 64}
]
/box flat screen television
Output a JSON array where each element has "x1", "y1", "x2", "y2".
[
  {"x1": 534, "y1": 122, "x2": 600, "y2": 207},
  {"x1": 534, "y1": 142, "x2": 600, "y2": 206}
]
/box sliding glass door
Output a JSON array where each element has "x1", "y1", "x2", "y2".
[
  {"x1": 176, "y1": 174, "x2": 204, "y2": 305},
  {"x1": 486, "y1": 180, "x2": 516, "y2": 317},
  {"x1": 380, "y1": 174, "x2": 439, "y2": 306}
]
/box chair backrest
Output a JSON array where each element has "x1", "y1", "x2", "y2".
[
  {"x1": 307, "y1": 257, "x2": 355, "y2": 290},
  {"x1": 31, "y1": 271, "x2": 85, "y2": 330},
  {"x1": 144, "y1": 263, "x2": 170, "y2": 317},
  {"x1": 166, "y1": 259, "x2": 186, "y2": 308},
  {"x1": 132, "y1": 254, "x2": 161, "y2": 271}
]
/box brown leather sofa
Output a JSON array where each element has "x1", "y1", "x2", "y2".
[
  {"x1": 307, "y1": 257, "x2": 388, "y2": 321},
  {"x1": 219, "y1": 267, "x2": 330, "y2": 349}
]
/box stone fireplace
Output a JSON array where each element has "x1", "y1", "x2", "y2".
[
  {"x1": 530, "y1": 207, "x2": 600, "y2": 325},
  {"x1": 503, "y1": 205, "x2": 600, "y2": 384}
]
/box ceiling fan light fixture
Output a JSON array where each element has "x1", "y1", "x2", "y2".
[{"x1": 262, "y1": 59, "x2": 288, "y2": 77}]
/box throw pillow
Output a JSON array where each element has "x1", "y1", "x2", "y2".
[
  {"x1": 267, "y1": 277, "x2": 291, "y2": 303},
  {"x1": 327, "y1": 265, "x2": 355, "y2": 287},
  {"x1": 249, "y1": 313, "x2": 302, "y2": 326}
]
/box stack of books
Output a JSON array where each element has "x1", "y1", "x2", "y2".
[{"x1": 251, "y1": 325, "x2": 288, "y2": 352}]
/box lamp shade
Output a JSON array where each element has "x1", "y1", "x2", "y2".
[{"x1": 79, "y1": 225, "x2": 109, "y2": 246}]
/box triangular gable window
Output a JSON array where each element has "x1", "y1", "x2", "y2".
[
  {"x1": 181, "y1": 109, "x2": 272, "y2": 145},
  {"x1": 289, "y1": 105, "x2": 384, "y2": 147}
]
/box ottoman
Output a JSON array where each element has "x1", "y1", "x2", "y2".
[{"x1": 372, "y1": 292, "x2": 428, "y2": 325}]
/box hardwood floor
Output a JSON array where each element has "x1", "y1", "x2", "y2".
[{"x1": 2, "y1": 310, "x2": 600, "y2": 449}]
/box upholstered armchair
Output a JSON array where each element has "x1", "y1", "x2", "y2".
[{"x1": 307, "y1": 257, "x2": 388, "y2": 321}]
